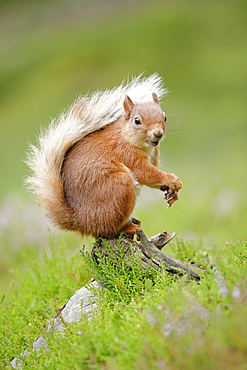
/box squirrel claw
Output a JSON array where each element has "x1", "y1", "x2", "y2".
[{"x1": 164, "y1": 188, "x2": 172, "y2": 201}]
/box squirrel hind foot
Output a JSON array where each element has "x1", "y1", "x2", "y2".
[
  {"x1": 119, "y1": 222, "x2": 142, "y2": 236},
  {"x1": 98, "y1": 223, "x2": 142, "y2": 240}
]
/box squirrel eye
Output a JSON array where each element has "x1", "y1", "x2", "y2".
[
  {"x1": 164, "y1": 116, "x2": 167, "y2": 122},
  {"x1": 134, "y1": 117, "x2": 141, "y2": 125}
]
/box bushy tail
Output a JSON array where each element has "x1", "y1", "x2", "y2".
[{"x1": 25, "y1": 73, "x2": 168, "y2": 230}]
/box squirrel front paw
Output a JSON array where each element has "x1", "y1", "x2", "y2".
[
  {"x1": 160, "y1": 173, "x2": 182, "y2": 207},
  {"x1": 161, "y1": 173, "x2": 182, "y2": 192}
]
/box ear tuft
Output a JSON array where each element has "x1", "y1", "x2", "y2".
[
  {"x1": 123, "y1": 95, "x2": 135, "y2": 118},
  {"x1": 152, "y1": 92, "x2": 159, "y2": 104}
]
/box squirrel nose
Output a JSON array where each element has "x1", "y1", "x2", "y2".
[{"x1": 153, "y1": 129, "x2": 163, "y2": 139}]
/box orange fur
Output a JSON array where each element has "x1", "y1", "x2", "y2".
[{"x1": 61, "y1": 96, "x2": 182, "y2": 238}]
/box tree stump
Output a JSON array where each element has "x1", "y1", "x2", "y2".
[{"x1": 92, "y1": 229, "x2": 201, "y2": 281}]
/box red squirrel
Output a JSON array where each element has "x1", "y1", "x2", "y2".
[{"x1": 26, "y1": 74, "x2": 182, "y2": 238}]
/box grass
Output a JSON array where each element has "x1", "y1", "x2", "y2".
[{"x1": 1, "y1": 236, "x2": 247, "y2": 369}]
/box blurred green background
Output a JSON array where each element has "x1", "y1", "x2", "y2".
[{"x1": 0, "y1": 0, "x2": 246, "y2": 290}]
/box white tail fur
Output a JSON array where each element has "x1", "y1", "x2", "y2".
[{"x1": 25, "y1": 73, "x2": 168, "y2": 227}]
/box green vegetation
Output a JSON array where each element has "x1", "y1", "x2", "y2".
[
  {"x1": 1, "y1": 237, "x2": 247, "y2": 369},
  {"x1": 0, "y1": 0, "x2": 246, "y2": 368}
]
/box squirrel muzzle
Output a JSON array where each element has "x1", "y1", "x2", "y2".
[{"x1": 146, "y1": 127, "x2": 165, "y2": 147}]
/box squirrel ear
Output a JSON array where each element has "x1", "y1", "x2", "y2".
[
  {"x1": 123, "y1": 95, "x2": 134, "y2": 118},
  {"x1": 152, "y1": 92, "x2": 159, "y2": 104}
]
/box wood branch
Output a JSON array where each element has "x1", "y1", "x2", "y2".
[
  {"x1": 92, "y1": 229, "x2": 201, "y2": 281},
  {"x1": 149, "y1": 230, "x2": 177, "y2": 250},
  {"x1": 47, "y1": 279, "x2": 102, "y2": 332}
]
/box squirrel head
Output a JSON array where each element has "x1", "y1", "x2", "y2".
[{"x1": 123, "y1": 93, "x2": 166, "y2": 149}]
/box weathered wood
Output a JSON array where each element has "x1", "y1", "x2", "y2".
[
  {"x1": 149, "y1": 230, "x2": 177, "y2": 250},
  {"x1": 47, "y1": 279, "x2": 102, "y2": 332},
  {"x1": 92, "y1": 229, "x2": 200, "y2": 281}
]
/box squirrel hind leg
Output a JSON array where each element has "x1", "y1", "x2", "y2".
[{"x1": 79, "y1": 171, "x2": 138, "y2": 239}]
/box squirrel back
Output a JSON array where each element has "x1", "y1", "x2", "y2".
[{"x1": 25, "y1": 74, "x2": 182, "y2": 238}]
